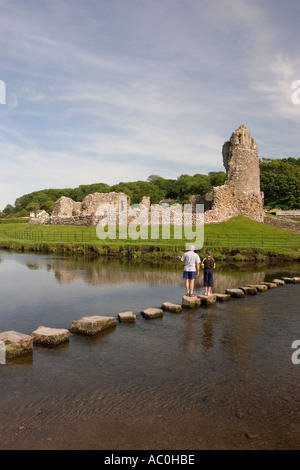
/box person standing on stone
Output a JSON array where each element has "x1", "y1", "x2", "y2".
[
  {"x1": 178, "y1": 245, "x2": 200, "y2": 296},
  {"x1": 201, "y1": 250, "x2": 216, "y2": 295}
]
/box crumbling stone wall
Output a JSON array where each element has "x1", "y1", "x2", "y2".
[
  {"x1": 28, "y1": 125, "x2": 265, "y2": 229},
  {"x1": 202, "y1": 125, "x2": 264, "y2": 223},
  {"x1": 51, "y1": 196, "x2": 82, "y2": 217},
  {"x1": 47, "y1": 192, "x2": 131, "y2": 227},
  {"x1": 264, "y1": 216, "x2": 300, "y2": 234}
]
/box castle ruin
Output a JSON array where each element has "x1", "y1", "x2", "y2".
[
  {"x1": 28, "y1": 125, "x2": 264, "y2": 227},
  {"x1": 202, "y1": 124, "x2": 264, "y2": 223}
]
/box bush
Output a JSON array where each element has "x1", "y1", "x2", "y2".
[{"x1": 233, "y1": 253, "x2": 246, "y2": 261}]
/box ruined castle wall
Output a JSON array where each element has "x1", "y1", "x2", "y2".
[
  {"x1": 29, "y1": 125, "x2": 265, "y2": 229},
  {"x1": 263, "y1": 216, "x2": 300, "y2": 234},
  {"x1": 51, "y1": 196, "x2": 82, "y2": 217},
  {"x1": 81, "y1": 192, "x2": 130, "y2": 216},
  {"x1": 204, "y1": 125, "x2": 264, "y2": 224}
]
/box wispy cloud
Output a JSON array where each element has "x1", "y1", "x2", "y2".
[{"x1": 0, "y1": 0, "x2": 299, "y2": 209}]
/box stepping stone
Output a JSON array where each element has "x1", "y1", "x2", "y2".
[
  {"x1": 0, "y1": 331, "x2": 33, "y2": 359},
  {"x1": 293, "y1": 277, "x2": 300, "y2": 283},
  {"x1": 215, "y1": 293, "x2": 231, "y2": 301},
  {"x1": 239, "y1": 286, "x2": 257, "y2": 295},
  {"x1": 141, "y1": 308, "x2": 163, "y2": 319},
  {"x1": 226, "y1": 288, "x2": 245, "y2": 298},
  {"x1": 260, "y1": 282, "x2": 277, "y2": 288},
  {"x1": 118, "y1": 311, "x2": 136, "y2": 323},
  {"x1": 71, "y1": 316, "x2": 117, "y2": 335},
  {"x1": 272, "y1": 279, "x2": 285, "y2": 285},
  {"x1": 197, "y1": 294, "x2": 217, "y2": 305},
  {"x1": 182, "y1": 295, "x2": 201, "y2": 308},
  {"x1": 161, "y1": 302, "x2": 183, "y2": 313},
  {"x1": 32, "y1": 326, "x2": 69, "y2": 346},
  {"x1": 281, "y1": 277, "x2": 295, "y2": 283},
  {"x1": 249, "y1": 284, "x2": 268, "y2": 292}
]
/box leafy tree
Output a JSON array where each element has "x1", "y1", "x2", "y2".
[
  {"x1": 5, "y1": 158, "x2": 299, "y2": 217},
  {"x1": 208, "y1": 171, "x2": 226, "y2": 187},
  {"x1": 176, "y1": 174, "x2": 211, "y2": 201},
  {"x1": 26, "y1": 202, "x2": 40, "y2": 213},
  {"x1": 42, "y1": 200, "x2": 55, "y2": 214},
  {"x1": 3, "y1": 204, "x2": 14, "y2": 215},
  {"x1": 260, "y1": 158, "x2": 300, "y2": 209},
  {"x1": 111, "y1": 181, "x2": 165, "y2": 204}
]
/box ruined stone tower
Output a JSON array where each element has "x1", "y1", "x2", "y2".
[{"x1": 204, "y1": 125, "x2": 264, "y2": 223}]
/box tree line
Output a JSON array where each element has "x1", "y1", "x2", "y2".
[{"x1": 1, "y1": 158, "x2": 299, "y2": 217}]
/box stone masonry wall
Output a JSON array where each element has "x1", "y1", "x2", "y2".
[
  {"x1": 28, "y1": 125, "x2": 265, "y2": 228},
  {"x1": 264, "y1": 216, "x2": 300, "y2": 234},
  {"x1": 203, "y1": 125, "x2": 265, "y2": 224}
]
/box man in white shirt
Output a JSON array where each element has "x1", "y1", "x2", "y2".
[{"x1": 178, "y1": 245, "x2": 201, "y2": 297}]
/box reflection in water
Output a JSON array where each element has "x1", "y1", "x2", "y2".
[
  {"x1": 202, "y1": 316, "x2": 214, "y2": 351},
  {"x1": 20, "y1": 253, "x2": 300, "y2": 292},
  {"x1": 182, "y1": 312, "x2": 201, "y2": 360},
  {"x1": 221, "y1": 304, "x2": 263, "y2": 363},
  {"x1": 0, "y1": 249, "x2": 300, "y2": 450}
]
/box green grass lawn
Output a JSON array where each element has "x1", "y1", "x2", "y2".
[{"x1": 0, "y1": 216, "x2": 299, "y2": 253}]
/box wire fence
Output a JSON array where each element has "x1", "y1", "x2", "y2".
[{"x1": 0, "y1": 229, "x2": 299, "y2": 248}]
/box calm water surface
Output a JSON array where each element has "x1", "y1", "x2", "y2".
[{"x1": 0, "y1": 249, "x2": 299, "y2": 450}]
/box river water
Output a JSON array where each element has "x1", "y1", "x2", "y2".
[{"x1": 0, "y1": 249, "x2": 299, "y2": 450}]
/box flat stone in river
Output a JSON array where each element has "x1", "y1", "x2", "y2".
[
  {"x1": 118, "y1": 311, "x2": 136, "y2": 323},
  {"x1": 0, "y1": 330, "x2": 33, "y2": 359},
  {"x1": 226, "y1": 288, "x2": 245, "y2": 298},
  {"x1": 239, "y1": 286, "x2": 257, "y2": 295},
  {"x1": 272, "y1": 279, "x2": 285, "y2": 285},
  {"x1": 215, "y1": 293, "x2": 231, "y2": 301},
  {"x1": 161, "y1": 302, "x2": 183, "y2": 313},
  {"x1": 197, "y1": 294, "x2": 217, "y2": 305},
  {"x1": 260, "y1": 282, "x2": 277, "y2": 288},
  {"x1": 71, "y1": 316, "x2": 117, "y2": 335},
  {"x1": 248, "y1": 284, "x2": 268, "y2": 292},
  {"x1": 182, "y1": 295, "x2": 201, "y2": 308},
  {"x1": 32, "y1": 326, "x2": 70, "y2": 346},
  {"x1": 141, "y1": 308, "x2": 163, "y2": 319}
]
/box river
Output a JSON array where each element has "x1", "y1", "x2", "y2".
[{"x1": 0, "y1": 249, "x2": 299, "y2": 450}]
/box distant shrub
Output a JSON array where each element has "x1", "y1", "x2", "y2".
[{"x1": 233, "y1": 253, "x2": 246, "y2": 261}]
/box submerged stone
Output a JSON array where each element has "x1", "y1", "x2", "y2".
[
  {"x1": 118, "y1": 311, "x2": 136, "y2": 323},
  {"x1": 239, "y1": 286, "x2": 257, "y2": 295},
  {"x1": 226, "y1": 288, "x2": 245, "y2": 298},
  {"x1": 161, "y1": 302, "x2": 183, "y2": 313},
  {"x1": 182, "y1": 295, "x2": 201, "y2": 308},
  {"x1": 0, "y1": 330, "x2": 33, "y2": 359},
  {"x1": 71, "y1": 315, "x2": 117, "y2": 335},
  {"x1": 32, "y1": 326, "x2": 69, "y2": 346},
  {"x1": 141, "y1": 308, "x2": 163, "y2": 319},
  {"x1": 197, "y1": 294, "x2": 217, "y2": 305}
]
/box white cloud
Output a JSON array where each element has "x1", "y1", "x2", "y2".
[{"x1": 0, "y1": 0, "x2": 299, "y2": 209}]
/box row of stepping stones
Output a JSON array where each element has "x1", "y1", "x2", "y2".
[{"x1": 0, "y1": 277, "x2": 299, "y2": 360}]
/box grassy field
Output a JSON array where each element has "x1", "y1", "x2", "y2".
[{"x1": 0, "y1": 216, "x2": 299, "y2": 260}]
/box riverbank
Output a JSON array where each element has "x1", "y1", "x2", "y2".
[
  {"x1": 0, "y1": 238, "x2": 299, "y2": 262},
  {"x1": 0, "y1": 216, "x2": 299, "y2": 261}
]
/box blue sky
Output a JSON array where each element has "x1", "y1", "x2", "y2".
[{"x1": 0, "y1": 0, "x2": 300, "y2": 209}]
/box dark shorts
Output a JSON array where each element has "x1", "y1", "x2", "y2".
[
  {"x1": 183, "y1": 271, "x2": 197, "y2": 280},
  {"x1": 204, "y1": 269, "x2": 214, "y2": 287}
]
